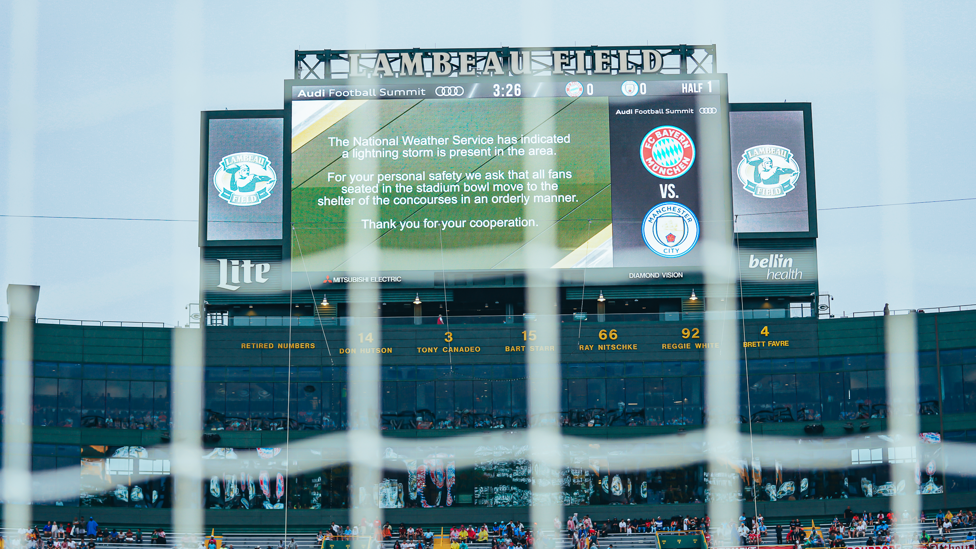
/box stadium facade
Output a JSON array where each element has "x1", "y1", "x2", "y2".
[
  {"x1": 3, "y1": 45, "x2": 974, "y2": 528},
  {"x1": 6, "y1": 310, "x2": 976, "y2": 527}
]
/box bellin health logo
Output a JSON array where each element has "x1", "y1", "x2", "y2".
[
  {"x1": 213, "y1": 152, "x2": 277, "y2": 206},
  {"x1": 748, "y1": 254, "x2": 803, "y2": 280}
]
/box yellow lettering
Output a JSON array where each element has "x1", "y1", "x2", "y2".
[
  {"x1": 357, "y1": 347, "x2": 393, "y2": 354},
  {"x1": 598, "y1": 344, "x2": 637, "y2": 351},
  {"x1": 442, "y1": 346, "x2": 481, "y2": 353}
]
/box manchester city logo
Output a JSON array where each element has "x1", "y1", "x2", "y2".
[
  {"x1": 621, "y1": 81, "x2": 639, "y2": 96},
  {"x1": 213, "y1": 152, "x2": 277, "y2": 206},
  {"x1": 640, "y1": 126, "x2": 695, "y2": 179},
  {"x1": 641, "y1": 202, "x2": 700, "y2": 258},
  {"x1": 736, "y1": 145, "x2": 800, "y2": 198}
]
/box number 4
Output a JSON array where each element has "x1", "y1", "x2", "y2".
[{"x1": 760, "y1": 326, "x2": 769, "y2": 337}]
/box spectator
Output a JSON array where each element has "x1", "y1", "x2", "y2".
[{"x1": 85, "y1": 520, "x2": 98, "y2": 541}]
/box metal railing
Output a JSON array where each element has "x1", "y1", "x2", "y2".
[
  {"x1": 850, "y1": 303, "x2": 976, "y2": 317},
  {"x1": 35, "y1": 317, "x2": 168, "y2": 328},
  {"x1": 213, "y1": 308, "x2": 812, "y2": 327}
]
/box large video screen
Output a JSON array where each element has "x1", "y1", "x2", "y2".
[
  {"x1": 205, "y1": 115, "x2": 284, "y2": 241},
  {"x1": 289, "y1": 76, "x2": 729, "y2": 279},
  {"x1": 729, "y1": 105, "x2": 815, "y2": 235}
]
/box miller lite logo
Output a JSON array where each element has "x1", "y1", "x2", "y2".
[
  {"x1": 641, "y1": 126, "x2": 695, "y2": 179},
  {"x1": 216, "y1": 259, "x2": 271, "y2": 291}
]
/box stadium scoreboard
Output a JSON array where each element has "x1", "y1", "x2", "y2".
[
  {"x1": 288, "y1": 73, "x2": 729, "y2": 284},
  {"x1": 200, "y1": 46, "x2": 818, "y2": 296}
]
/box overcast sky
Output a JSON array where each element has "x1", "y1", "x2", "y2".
[{"x1": 2, "y1": 0, "x2": 974, "y2": 324}]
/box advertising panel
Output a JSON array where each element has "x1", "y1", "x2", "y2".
[
  {"x1": 738, "y1": 247, "x2": 818, "y2": 283},
  {"x1": 288, "y1": 75, "x2": 730, "y2": 282},
  {"x1": 729, "y1": 104, "x2": 816, "y2": 236},
  {"x1": 204, "y1": 113, "x2": 285, "y2": 242}
]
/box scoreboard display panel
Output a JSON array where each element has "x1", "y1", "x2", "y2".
[
  {"x1": 287, "y1": 75, "x2": 731, "y2": 282},
  {"x1": 729, "y1": 103, "x2": 817, "y2": 237}
]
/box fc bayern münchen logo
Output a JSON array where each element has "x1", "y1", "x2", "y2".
[
  {"x1": 565, "y1": 81, "x2": 583, "y2": 98},
  {"x1": 213, "y1": 152, "x2": 277, "y2": 206},
  {"x1": 736, "y1": 145, "x2": 800, "y2": 198},
  {"x1": 640, "y1": 126, "x2": 695, "y2": 179},
  {"x1": 641, "y1": 202, "x2": 700, "y2": 258}
]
